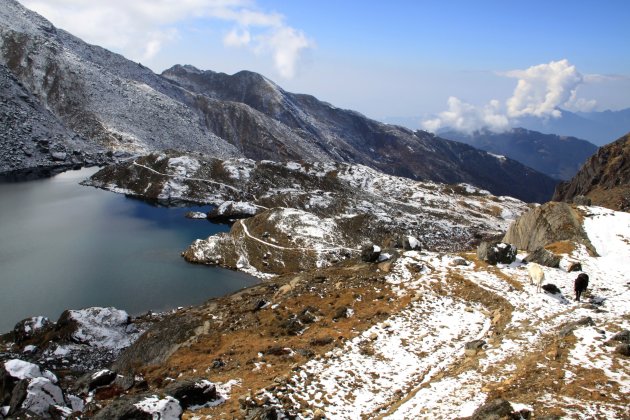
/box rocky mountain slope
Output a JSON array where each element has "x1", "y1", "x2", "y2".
[
  {"x1": 0, "y1": 0, "x2": 238, "y2": 160},
  {"x1": 3, "y1": 199, "x2": 628, "y2": 418},
  {"x1": 0, "y1": 0, "x2": 557, "y2": 202},
  {"x1": 162, "y1": 64, "x2": 558, "y2": 203},
  {"x1": 441, "y1": 128, "x2": 598, "y2": 180},
  {"x1": 0, "y1": 63, "x2": 109, "y2": 176},
  {"x1": 85, "y1": 151, "x2": 529, "y2": 276},
  {"x1": 553, "y1": 132, "x2": 630, "y2": 211}
]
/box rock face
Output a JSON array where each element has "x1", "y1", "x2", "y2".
[
  {"x1": 441, "y1": 127, "x2": 598, "y2": 180},
  {"x1": 503, "y1": 202, "x2": 594, "y2": 253},
  {"x1": 553, "y1": 132, "x2": 630, "y2": 211},
  {"x1": 0, "y1": 64, "x2": 109, "y2": 175},
  {"x1": 0, "y1": 0, "x2": 556, "y2": 202}
]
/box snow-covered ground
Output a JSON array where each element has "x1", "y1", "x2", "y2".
[{"x1": 264, "y1": 206, "x2": 630, "y2": 419}]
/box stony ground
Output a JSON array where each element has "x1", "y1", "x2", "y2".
[{"x1": 77, "y1": 206, "x2": 627, "y2": 419}]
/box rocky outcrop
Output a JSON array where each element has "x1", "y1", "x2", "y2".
[
  {"x1": 503, "y1": 202, "x2": 595, "y2": 254},
  {"x1": 553, "y1": 132, "x2": 630, "y2": 211},
  {"x1": 0, "y1": 63, "x2": 109, "y2": 175},
  {"x1": 476, "y1": 242, "x2": 517, "y2": 265}
]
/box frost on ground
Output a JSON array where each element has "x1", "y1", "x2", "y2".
[
  {"x1": 96, "y1": 151, "x2": 530, "y2": 278},
  {"x1": 252, "y1": 206, "x2": 630, "y2": 419}
]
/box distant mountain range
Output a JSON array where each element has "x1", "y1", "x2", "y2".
[
  {"x1": 439, "y1": 128, "x2": 598, "y2": 180},
  {"x1": 385, "y1": 108, "x2": 630, "y2": 147},
  {"x1": 0, "y1": 0, "x2": 558, "y2": 202}
]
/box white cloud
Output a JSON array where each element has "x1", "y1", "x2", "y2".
[
  {"x1": 422, "y1": 97, "x2": 509, "y2": 133},
  {"x1": 254, "y1": 27, "x2": 311, "y2": 78},
  {"x1": 422, "y1": 59, "x2": 598, "y2": 133},
  {"x1": 19, "y1": 0, "x2": 313, "y2": 78},
  {"x1": 223, "y1": 28, "x2": 251, "y2": 47},
  {"x1": 503, "y1": 59, "x2": 585, "y2": 118}
]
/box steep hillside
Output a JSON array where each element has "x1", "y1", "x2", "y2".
[
  {"x1": 0, "y1": 0, "x2": 557, "y2": 202},
  {"x1": 0, "y1": 63, "x2": 108, "y2": 175},
  {"x1": 162, "y1": 64, "x2": 558, "y2": 202},
  {"x1": 0, "y1": 0, "x2": 238, "y2": 159},
  {"x1": 441, "y1": 128, "x2": 597, "y2": 180},
  {"x1": 553, "y1": 132, "x2": 630, "y2": 211}
]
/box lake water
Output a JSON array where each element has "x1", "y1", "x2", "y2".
[{"x1": 0, "y1": 167, "x2": 257, "y2": 333}]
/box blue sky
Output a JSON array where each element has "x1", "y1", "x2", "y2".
[{"x1": 20, "y1": 0, "x2": 630, "y2": 125}]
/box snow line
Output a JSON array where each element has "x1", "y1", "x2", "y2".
[
  {"x1": 238, "y1": 220, "x2": 361, "y2": 253},
  {"x1": 132, "y1": 161, "x2": 268, "y2": 209}
]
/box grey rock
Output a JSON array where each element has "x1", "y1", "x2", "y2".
[
  {"x1": 559, "y1": 317, "x2": 595, "y2": 338},
  {"x1": 92, "y1": 394, "x2": 152, "y2": 420},
  {"x1": 477, "y1": 242, "x2": 517, "y2": 265},
  {"x1": 523, "y1": 247, "x2": 561, "y2": 268},
  {"x1": 465, "y1": 339, "x2": 486, "y2": 356},
  {"x1": 615, "y1": 343, "x2": 630, "y2": 357},
  {"x1": 611, "y1": 330, "x2": 630, "y2": 343},
  {"x1": 503, "y1": 202, "x2": 595, "y2": 253},
  {"x1": 361, "y1": 244, "x2": 381, "y2": 263},
  {"x1": 164, "y1": 378, "x2": 217, "y2": 409},
  {"x1": 572, "y1": 195, "x2": 592, "y2": 206},
  {"x1": 470, "y1": 398, "x2": 514, "y2": 420}
]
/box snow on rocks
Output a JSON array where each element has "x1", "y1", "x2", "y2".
[
  {"x1": 134, "y1": 395, "x2": 183, "y2": 419},
  {"x1": 61, "y1": 307, "x2": 135, "y2": 350},
  {"x1": 3, "y1": 359, "x2": 57, "y2": 383},
  {"x1": 18, "y1": 377, "x2": 66, "y2": 417}
]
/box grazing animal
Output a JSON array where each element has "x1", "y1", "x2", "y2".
[
  {"x1": 574, "y1": 273, "x2": 589, "y2": 301},
  {"x1": 528, "y1": 262, "x2": 545, "y2": 293}
]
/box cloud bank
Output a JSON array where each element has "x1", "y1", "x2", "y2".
[
  {"x1": 20, "y1": 0, "x2": 313, "y2": 78},
  {"x1": 422, "y1": 59, "x2": 599, "y2": 133}
]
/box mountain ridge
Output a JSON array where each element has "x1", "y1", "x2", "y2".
[
  {"x1": 0, "y1": 0, "x2": 557, "y2": 202},
  {"x1": 440, "y1": 127, "x2": 598, "y2": 180}
]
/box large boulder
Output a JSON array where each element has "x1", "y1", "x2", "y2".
[
  {"x1": 523, "y1": 247, "x2": 561, "y2": 268},
  {"x1": 11, "y1": 316, "x2": 51, "y2": 344},
  {"x1": 469, "y1": 398, "x2": 515, "y2": 420},
  {"x1": 503, "y1": 202, "x2": 594, "y2": 253},
  {"x1": 476, "y1": 242, "x2": 517, "y2": 265},
  {"x1": 164, "y1": 378, "x2": 217, "y2": 409},
  {"x1": 361, "y1": 244, "x2": 382, "y2": 263}
]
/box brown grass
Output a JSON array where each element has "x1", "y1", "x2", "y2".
[{"x1": 545, "y1": 240, "x2": 578, "y2": 255}]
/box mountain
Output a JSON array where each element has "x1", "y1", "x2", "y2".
[
  {"x1": 387, "y1": 108, "x2": 630, "y2": 147},
  {"x1": 516, "y1": 108, "x2": 630, "y2": 146},
  {"x1": 0, "y1": 63, "x2": 108, "y2": 176},
  {"x1": 440, "y1": 128, "x2": 598, "y2": 180},
  {"x1": 0, "y1": 0, "x2": 557, "y2": 202},
  {"x1": 553, "y1": 132, "x2": 630, "y2": 211}
]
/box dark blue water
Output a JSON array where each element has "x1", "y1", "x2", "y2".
[{"x1": 0, "y1": 167, "x2": 257, "y2": 332}]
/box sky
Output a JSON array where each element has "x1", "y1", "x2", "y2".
[{"x1": 18, "y1": 0, "x2": 630, "y2": 130}]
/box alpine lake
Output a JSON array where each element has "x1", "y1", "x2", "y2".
[{"x1": 0, "y1": 167, "x2": 257, "y2": 333}]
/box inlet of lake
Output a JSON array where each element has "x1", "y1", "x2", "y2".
[{"x1": 0, "y1": 167, "x2": 258, "y2": 333}]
